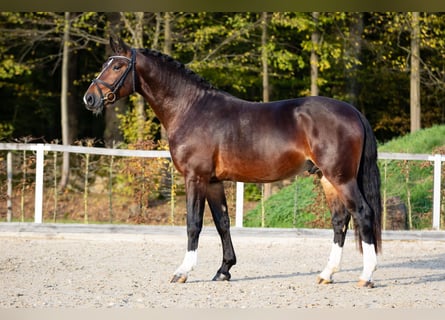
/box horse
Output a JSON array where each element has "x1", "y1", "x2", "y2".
[{"x1": 84, "y1": 37, "x2": 382, "y2": 288}]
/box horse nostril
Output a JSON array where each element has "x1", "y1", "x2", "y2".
[{"x1": 84, "y1": 93, "x2": 95, "y2": 106}]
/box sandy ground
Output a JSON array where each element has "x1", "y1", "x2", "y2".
[{"x1": 0, "y1": 224, "x2": 444, "y2": 308}]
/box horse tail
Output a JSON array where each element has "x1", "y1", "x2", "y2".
[{"x1": 356, "y1": 111, "x2": 382, "y2": 254}]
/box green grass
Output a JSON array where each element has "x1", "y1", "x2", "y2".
[
  {"x1": 244, "y1": 125, "x2": 445, "y2": 230},
  {"x1": 378, "y1": 125, "x2": 445, "y2": 153},
  {"x1": 244, "y1": 177, "x2": 319, "y2": 228},
  {"x1": 378, "y1": 125, "x2": 445, "y2": 229}
]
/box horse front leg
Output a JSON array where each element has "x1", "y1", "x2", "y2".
[
  {"x1": 206, "y1": 180, "x2": 236, "y2": 281},
  {"x1": 170, "y1": 175, "x2": 207, "y2": 283}
]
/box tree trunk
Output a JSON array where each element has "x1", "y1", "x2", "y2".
[
  {"x1": 153, "y1": 13, "x2": 162, "y2": 50},
  {"x1": 132, "y1": 12, "x2": 146, "y2": 143},
  {"x1": 59, "y1": 12, "x2": 71, "y2": 189},
  {"x1": 410, "y1": 12, "x2": 421, "y2": 133},
  {"x1": 310, "y1": 12, "x2": 320, "y2": 96},
  {"x1": 346, "y1": 13, "x2": 363, "y2": 109},
  {"x1": 163, "y1": 12, "x2": 172, "y2": 56},
  {"x1": 160, "y1": 12, "x2": 173, "y2": 142},
  {"x1": 261, "y1": 12, "x2": 273, "y2": 200},
  {"x1": 261, "y1": 12, "x2": 269, "y2": 104},
  {"x1": 67, "y1": 54, "x2": 78, "y2": 144}
]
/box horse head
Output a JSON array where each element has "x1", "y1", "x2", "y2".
[{"x1": 83, "y1": 37, "x2": 136, "y2": 114}]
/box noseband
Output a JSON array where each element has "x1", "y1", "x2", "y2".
[{"x1": 91, "y1": 48, "x2": 136, "y2": 105}]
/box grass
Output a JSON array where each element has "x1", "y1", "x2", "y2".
[
  {"x1": 378, "y1": 125, "x2": 445, "y2": 154},
  {"x1": 244, "y1": 177, "x2": 319, "y2": 228},
  {"x1": 378, "y1": 125, "x2": 445, "y2": 229}
]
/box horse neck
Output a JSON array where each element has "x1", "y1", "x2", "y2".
[{"x1": 135, "y1": 57, "x2": 207, "y2": 133}]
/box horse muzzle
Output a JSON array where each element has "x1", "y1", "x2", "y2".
[{"x1": 83, "y1": 92, "x2": 105, "y2": 114}]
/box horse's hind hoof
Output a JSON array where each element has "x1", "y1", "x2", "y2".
[
  {"x1": 357, "y1": 280, "x2": 374, "y2": 288},
  {"x1": 212, "y1": 272, "x2": 231, "y2": 281},
  {"x1": 316, "y1": 276, "x2": 333, "y2": 285},
  {"x1": 170, "y1": 274, "x2": 187, "y2": 283}
]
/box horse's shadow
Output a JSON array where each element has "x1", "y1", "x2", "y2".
[
  {"x1": 230, "y1": 270, "x2": 319, "y2": 282},
  {"x1": 381, "y1": 253, "x2": 445, "y2": 271},
  {"x1": 377, "y1": 252, "x2": 445, "y2": 286},
  {"x1": 188, "y1": 253, "x2": 445, "y2": 286}
]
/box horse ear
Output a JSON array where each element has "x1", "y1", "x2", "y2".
[{"x1": 109, "y1": 36, "x2": 129, "y2": 55}]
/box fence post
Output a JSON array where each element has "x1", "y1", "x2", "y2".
[
  {"x1": 235, "y1": 182, "x2": 244, "y2": 228},
  {"x1": 7, "y1": 152, "x2": 12, "y2": 222},
  {"x1": 432, "y1": 154, "x2": 442, "y2": 230},
  {"x1": 34, "y1": 144, "x2": 44, "y2": 223}
]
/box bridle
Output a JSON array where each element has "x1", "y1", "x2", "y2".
[{"x1": 90, "y1": 48, "x2": 136, "y2": 105}]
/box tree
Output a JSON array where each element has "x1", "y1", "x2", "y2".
[
  {"x1": 161, "y1": 12, "x2": 173, "y2": 142},
  {"x1": 121, "y1": 12, "x2": 147, "y2": 143},
  {"x1": 410, "y1": 12, "x2": 421, "y2": 133},
  {"x1": 261, "y1": 12, "x2": 272, "y2": 200},
  {"x1": 59, "y1": 12, "x2": 71, "y2": 189},
  {"x1": 345, "y1": 13, "x2": 364, "y2": 108},
  {"x1": 310, "y1": 12, "x2": 319, "y2": 96},
  {"x1": 2, "y1": 12, "x2": 445, "y2": 146},
  {"x1": 261, "y1": 12, "x2": 270, "y2": 103}
]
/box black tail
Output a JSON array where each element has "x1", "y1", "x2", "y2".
[{"x1": 356, "y1": 112, "x2": 382, "y2": 254}]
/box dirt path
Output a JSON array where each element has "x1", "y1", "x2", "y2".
[{"x1": 0, "y1": 224, "x2": 444, "y2": 308}]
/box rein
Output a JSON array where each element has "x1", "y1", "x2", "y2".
[{"x1": 91, "y1": 48, "x2": 136, "y2": 104}]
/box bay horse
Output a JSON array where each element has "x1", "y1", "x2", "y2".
[{"x1": 84, "y1": 38, "x2": 382, "y2": 288}]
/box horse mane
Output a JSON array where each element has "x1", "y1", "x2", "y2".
[{"x1": 139, "y1": 48, "x2": 215, "y2": 91}]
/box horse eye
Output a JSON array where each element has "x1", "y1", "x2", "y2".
[{"x1": 112, "y1": 64, "x2": 122, "y2": 71}]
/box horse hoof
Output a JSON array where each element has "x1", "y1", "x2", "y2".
[
  {"x1": 316, "y1": 276, "x2": 333, "y2": 285},
  {"x1": 212, "y1": 272, "x2": 231, "y2": 281},
  {"x1": 170, "y1": 274, "x2": 187, "y2": 283},
  {"x1": 357, "y1": 280, "x2": 374, "y2": 288}
]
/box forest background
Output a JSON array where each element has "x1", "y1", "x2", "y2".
[
  {"x1": 1, "y1": 12, "x2": 445, "y2": 227},
  {"x1": 1, "y1": 12, "x2": 444, "y2": 149}
]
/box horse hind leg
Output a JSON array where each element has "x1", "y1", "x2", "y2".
[
  {"x1": 336, "y1": 180, "x2": 377, "y2": 288},
  {"x1": 206, "y1": 180, "x2": 236, "y2": 281},
  {"x1": 317, "y1": 177, "x2": 351, "y2": 284}
]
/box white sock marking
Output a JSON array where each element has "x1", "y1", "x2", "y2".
[
  {"x1": 319, "y1": 243, "x2": 343, "y2": 281},
  {"x1": 360, "y1": 242, "x2": 377, "y2": 282},
  {"x1": 174, "y1": 250, "x2": 198, "y2": 277}
]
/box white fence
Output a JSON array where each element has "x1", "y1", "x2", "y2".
[{"x1": 0, "y1": 143, "x2": 444, "y2": 229}]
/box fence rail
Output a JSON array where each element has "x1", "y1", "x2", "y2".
[{"x1": 1, "y1": 143, "x2": 444, "y2": 229}]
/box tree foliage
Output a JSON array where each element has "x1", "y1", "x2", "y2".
[{"x1": 1, "y1": 12, "x2": 445, "y2": 144}]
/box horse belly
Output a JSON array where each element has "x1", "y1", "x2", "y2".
[{"x1": 215, "y1": 149, "x2": 306, "y2": 183}]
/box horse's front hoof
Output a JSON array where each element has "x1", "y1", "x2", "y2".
[
  {"x1": 316, "y1": 276, "x2": 333, "y2": 285},
  {"x1": 212, "y1": 272, "x2": 231, "y2": 281},
  {"x1": 170, "y1": 274, "x2": 188, "y2": 283},
  {"x1": 357, "y1": 280, "x2": 375, "y2": 288}
]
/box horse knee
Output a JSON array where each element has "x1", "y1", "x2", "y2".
[{"x1": 187, "y1": 222, "x2": 202, "y2": 238}]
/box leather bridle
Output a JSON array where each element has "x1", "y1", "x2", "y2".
[{"x1": 90, "y1": 48, "x2": 136, "y2": 105}]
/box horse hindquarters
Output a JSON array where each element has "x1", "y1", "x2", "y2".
[{"x1": 313, "y1": 108, "x2": 381, "y2": 287}]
